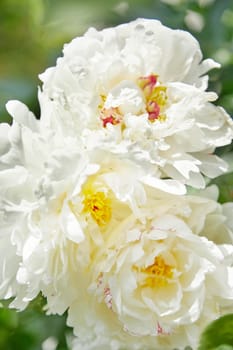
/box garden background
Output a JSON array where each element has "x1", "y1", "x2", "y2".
[{"x1": 0, "y1": 0, "x2": 233, "y2": 349}]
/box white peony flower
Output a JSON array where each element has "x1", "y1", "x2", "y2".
[
  {"x1": 39, "y1": 18, "x2": 233, "y2": 190},
  {"x1": 67, "y1": 186, "x2": 233, "y2": 350},
  {"x1": 0, "y1": 101, "x2": 148, "y2": 312}
]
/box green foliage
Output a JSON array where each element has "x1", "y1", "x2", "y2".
[
  {"x1": 198, "y1": 314, "x2": 233, "y2": 350},
  {"x1": 213, "y1": 145, "x2": 233, "y2": 203},
  {"x1": 0, "y1": 0, "x2": 44, "y2": 77},
  {"x1": 209, "y1": 171, "x2": 233, "y2": 203},
  {"x1": 214, "y1": 346, "x2": 233, "y2": 350},
  {"x1": 0, "y1": 298, "x2": 71, "y2": 350}
]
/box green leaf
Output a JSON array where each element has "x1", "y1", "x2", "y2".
[
  {"x1": 198, "y1": 314, "x2": 233, "y2": 350},
  {"x1": 209, "y1": 171, "x2": 233, "y2": 203}
]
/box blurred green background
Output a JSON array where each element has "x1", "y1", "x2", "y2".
[{"x1": 0, "y1": 0, "x2": 233, "y2": 349}]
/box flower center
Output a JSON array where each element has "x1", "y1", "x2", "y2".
[
  {"x1": 140, "y1": 255, "x2": 173, "y2": 288},
  {"x1": 98, "y1": 74, "x2": 167, "y2": 127},
  {"x1": 100, "y1": 107, "x2": 122, "y2": 128},
  {"x1": 138, "y1": 74, "x2": 167, "y2": 122},
  {"x1": 83, "y1": 190, "x2": 112, "y2": 226}
]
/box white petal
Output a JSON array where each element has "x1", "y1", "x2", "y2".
[{"x1": 141, "y1": 176, "x2": 186, "y2": 194}]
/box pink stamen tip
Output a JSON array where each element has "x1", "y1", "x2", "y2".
[
  {"x1": 138, "y1": 74, "x2": 158, "y2": 95},
  {"x1": 148, "y1": 74, "x2": 158, "y2": 85},
  {"x1": 102, "y1": 115, "x2": 119, "y2": 128},
  {"x1": 147, "y1": 101, "x2": 160, "y2": 121}
]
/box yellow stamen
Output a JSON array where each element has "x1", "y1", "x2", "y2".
[
  {"x1": 98, "y1": 94, "x2": 107, "y2": 109},
  {"x1": 83, "y1": 190, "x2": 112, "y2": 226},
  {"x1": 137, "y1": 74, "x2": 168, "y2": 123},
  {"x1": 138, "y1": 255, "x2": 173, "y2": 288},
  {"x1": 150, "y1": 86, "x2": 167, "y2": 107},
  {"x1": 157, "y1": 114, "x2": 167, "y2": 122}
]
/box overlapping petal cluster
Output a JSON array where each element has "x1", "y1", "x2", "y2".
[
  {"x1": 40, "y1": 18, "x2": 233, "y2": 190},
  {"x1": 0, "y1": 18, "x2": 233, "y2": 350},
  {"x1": 69, "y1": 188, "x2": 233, "y2": 350}
]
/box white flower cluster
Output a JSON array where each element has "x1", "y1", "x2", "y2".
[{"x1": 0, "y1": 19, "x2": 233, "y2": 350}]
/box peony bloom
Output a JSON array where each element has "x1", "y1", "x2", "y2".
[
  {"x1": 39, "y1": 18, "x2": 233, "y2": 191},
  {"x1": 0, "y1": 100, "x2": 147, "y2": 312},
  {"x1": 67, "y1": 186, "x2": 233, "y2": 350}
]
